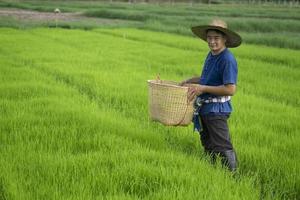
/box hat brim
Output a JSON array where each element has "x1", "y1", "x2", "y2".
[{"x1": 191, "y1": 25, "x2": 242, "y2": 48}]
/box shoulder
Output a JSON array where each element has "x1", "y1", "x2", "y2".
[
  {"x1": 218, "y1": 49, "x2": 237, "y2": 67},
  {"x1": 205, "y1": 51, "x2": 212, "y2": 60},
  {"x1": 222, "y1": 49, "x2": 236, "y2": 62}
]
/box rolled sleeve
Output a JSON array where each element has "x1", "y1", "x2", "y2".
[{"x1": 223, "y1": 60, "x2": 238, "y2": 85}]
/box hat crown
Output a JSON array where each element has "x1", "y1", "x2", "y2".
[{"x1": 209, "y1": 19, "x2": 227, "y2": 29}]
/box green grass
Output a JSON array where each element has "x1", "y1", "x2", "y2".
[
  {"x1": 0, "y1": 0, "x2": 300, "y2": 49},
  {"x1": 0, "y1": 27, "x2": 299, "y2": 199},
  {"x1": 0, "y1": 1, "x2": 299, "y2": 199}
]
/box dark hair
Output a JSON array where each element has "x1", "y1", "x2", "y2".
[{"x1": 206, "y1": 29, "x2": 226, "y2": 37}]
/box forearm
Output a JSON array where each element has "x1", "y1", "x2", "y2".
[
  {"x1": 184, "y1": 77, "x2": 200, "y2": 84},
  {"x1": 202, "y1": 84, "x2": 236, "y2": 96}
]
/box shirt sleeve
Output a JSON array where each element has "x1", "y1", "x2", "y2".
[{"x1": 222, "y1": 59, "x2": 238, "y2": 85}]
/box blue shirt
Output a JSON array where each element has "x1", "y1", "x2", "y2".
[{"x1": 199, "y1": 48, "x2": 238, "y2": 116}]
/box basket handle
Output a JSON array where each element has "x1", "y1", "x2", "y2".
[
  {"x1": 174, "y1": 90, "x2": 192, "y2": 126},
  {"x1": 156, "y1": 74, "x2": 162, "y2": 84}
]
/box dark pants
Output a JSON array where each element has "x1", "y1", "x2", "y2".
[{"x1": 200, "y1": 115, "x2": 233, "y2": 153}]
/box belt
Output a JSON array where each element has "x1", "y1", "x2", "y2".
[
  {"x1": 195, "y1": 96, "x2": 231, "y2": 106},
  {"x1": 193, "y1": 96, "x2": 231, "y2": 133}
]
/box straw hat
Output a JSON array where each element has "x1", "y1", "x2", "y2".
[{"x1": 191, "y1": 19, "x2": 242, "y2": 48}]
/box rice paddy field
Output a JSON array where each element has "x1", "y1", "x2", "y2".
[{"x1": 0, "y1": 1, "x2": 299, "y2": 200}]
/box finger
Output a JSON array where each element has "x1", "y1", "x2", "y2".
[
  {"x1": 188, "y1": 89, "x2": 195, "y2": 98},
  {"x1": 187, "y1": 88, "x2": 192, "y2": 96},
  {"x1": 188, "y1": 94, "x2": 195, "y2": 102},
  {"x1": 188, "y1": 91, "x2": 195, "y2": 102},
  {"x1": 188, "y1": 86, "x2": 195, "y2": 93}
]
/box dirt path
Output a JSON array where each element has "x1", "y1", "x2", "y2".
[
  {"x1": 0, "y1": 8, "x2": 84, "y2": 21},
  {"x1": 0, "y1": 8, "x2": 134, "y2": 25}
]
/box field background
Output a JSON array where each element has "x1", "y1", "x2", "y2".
[{"x1": 0, "y1": 0, "x2": 299, "y2": 199}]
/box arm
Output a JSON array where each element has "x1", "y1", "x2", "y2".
[
  {"x1": 187, "y1": 84, "x2": 236, "y2": 102},
  {"x1": 201, "y1": 84, "x2": 236, "y2": 96},
  {"x1": 180, "y1": 76, "x2": 200, "y2": 85}
]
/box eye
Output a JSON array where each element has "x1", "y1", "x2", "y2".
[{"x1": 207, "y1": 36, "x2": 222, "y2": 41}]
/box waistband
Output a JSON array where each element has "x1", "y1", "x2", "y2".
[
  {"x1": 193, "y1": 96, "x2": 231, "y2": 133},
  {"x1": 195, "y1": 96, "x2": 231, "y2": 106}
]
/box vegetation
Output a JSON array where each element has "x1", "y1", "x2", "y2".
[
  {"x1": 0, "y1": 1, "x2": 299, "y2": 199},
  {"x1": 0, "y1": 0, "x2": 300, "y2": 49}
]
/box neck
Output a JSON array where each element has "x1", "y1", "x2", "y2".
[{"x1": 211, "y1": 47, "x2": 226, "y2": 55}]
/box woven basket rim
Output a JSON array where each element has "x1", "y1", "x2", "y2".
[{"x1": 147, "y1": 80, "x2": 189, "y2": 89}]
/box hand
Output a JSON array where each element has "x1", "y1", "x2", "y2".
[
  {"x1": 179, "y1": 80, "x2": 188, "y2": 86},
  {"x1": 187, "y1": 85, "x2": 203, "y2": 102}
]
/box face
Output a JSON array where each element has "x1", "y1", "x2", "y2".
[{"x1": 206, "y1": 30, "x2": 227, "y2": 55}]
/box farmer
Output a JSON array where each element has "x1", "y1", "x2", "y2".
[{"x1": 181, "y1": 19, "x2": 241, "y2": 172}]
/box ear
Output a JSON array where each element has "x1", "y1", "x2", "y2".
[{"x1": 223, "y1": 35, "x2": 227, "y2": 43}]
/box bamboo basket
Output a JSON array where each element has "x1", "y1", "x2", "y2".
[{"x1": 147, "y1": 80, "x2": 195, "y2": 126}]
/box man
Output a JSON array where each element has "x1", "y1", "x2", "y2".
[{"x1": 181, "y1": 19, "x2": 242, "y2": 172}]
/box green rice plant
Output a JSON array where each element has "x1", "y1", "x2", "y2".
[
  {"x1": 0, "y1": 26, "x2": 299, "y2": 199},
  {"x1": 1, "y1": 0, "x2": 300, "y2": 49}
]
